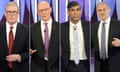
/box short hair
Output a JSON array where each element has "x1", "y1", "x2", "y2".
[
  {"x1": 67, "y1": 1, "x2": 81, "y2": 10},
  {"x1": 5, "y1": 1, "x2": 19, "y2": 11},
  {"x1": 96, "y1": 2, "x2": 110, "y2": 9}
]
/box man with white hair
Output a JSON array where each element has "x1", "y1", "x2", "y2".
[{"x1": 30, "y1": 1, "x2": 59, "y2": 72}]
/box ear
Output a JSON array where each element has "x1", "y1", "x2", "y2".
[
  {"x1": 49, "y1": 7, "x2": 52, "y2": 13},
  {"x1": 80, "y1": 9, "x2": 82, "y2": 15},
  {"x1": 4, "y1": 12, "x2": 7, "y2": 17},
  {"x1": 67, "y1": 10, "x2": 70, "y2": 17}
]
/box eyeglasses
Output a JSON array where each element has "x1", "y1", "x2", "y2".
[
  {"x1": 38, "y1": 8, "x2": 50, "y2": 12},
  {"x1": 6, "y1": 11, "x2": 18, "y2": 14}
]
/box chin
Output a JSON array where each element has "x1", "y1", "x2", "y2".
[
  {"x1": 74, "y1": 19, "x2": 79, "y2": 21},
  {"x1": 42, "y1": 18, "x2": 49, "y2": 21}
]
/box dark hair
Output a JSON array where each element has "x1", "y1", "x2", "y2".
[{"x1": 67, "y1": 1, "x2": 80, "y2": 10}]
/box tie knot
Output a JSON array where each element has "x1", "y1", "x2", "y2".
[
  {"x1": 44, "y1": 23, "x2": 48, "y2": 25},
  {"x1": 102, "y1": 22, "x2": 106, "y2": 24},
  {"x1": 73, "y1": 26, "x2": 77, "y2": 30},
  {"x1": 10, "y1": 26, "x2": 13, "y2": 30}
]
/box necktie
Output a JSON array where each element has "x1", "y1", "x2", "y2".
[
  {"x1": 44, "y1": 23, "x2": 49, "y2": 58},
  {"x1": 8, "y1": 26, "x2": 14, "y2": 68},
  {"x1": 73, "y1": 26, "x2": 80, "y2": 65},
  {"x1": 101, "y1": 22, "x2": 106, "y2": 59}
]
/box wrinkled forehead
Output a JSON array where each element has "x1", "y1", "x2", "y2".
[
  {"x1": 38, "y1": 1, "x2": 50, "y2": 10},
  {"x1": 6, "y1": 5, "x2": 18, "y2": 11},
  {"x1": 96, "y1": 3, "x2": 109, "y2": 10}
]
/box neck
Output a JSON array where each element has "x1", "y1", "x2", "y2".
[
  {"x1": 42, "y1": 17, "x2": 51, "y2": 22},
  {"x1": 7, "y1": 22, "x2": 16, "y2": 25},
  {"x1": 71, "y1": 20, "x2": 79, "y2": 24},
  {"x1": 102, "y1": 16, "x2": 109, "y2": 21}
]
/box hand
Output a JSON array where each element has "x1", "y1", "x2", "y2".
[
  {"x1": 30, "y1": 49, "x2": 37, "y2": 55},
  {"x1": 6, "y1": 54, "x2": 21, "y2": 62},
  {"x1": 112, "y1": 38, "x2": 120, "y2": 47}
]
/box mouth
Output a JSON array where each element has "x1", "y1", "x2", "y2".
[
  {"x1": 42, "y1": 15, "x2": 47, "y2": 18},
  {"x1": 73, "y1": 16, "x2": 79, "y2": 19},
  {"x1": 10, "y1": 18, "x2": 14, "y2": 20}
]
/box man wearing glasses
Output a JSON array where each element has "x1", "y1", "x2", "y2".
[
  {"x1": 0, "y1": 2, "x2": 29, "y2": 72},
  {"x1": 30, "y1": 1, "x2": 59, "y2": 72}
]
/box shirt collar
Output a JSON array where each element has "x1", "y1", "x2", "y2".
[
  {"x1": 41, "y1": 18, "x2": 52, "y2": 25},
  {"x1": 70, "y1": 20, "x2": 81, "y2": 27},
  {"x1": 101, "y1": 16, "x2": 111, "y2": 24},
  {"x1": 6, "y1": 22, "x2": 17, "y2": 29}
]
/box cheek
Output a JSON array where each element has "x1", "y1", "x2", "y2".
[
  {"x1": 70, "y1": 13, "x2": 75, "y2": 16},
  {"x1": 98, "y1": 12, "x2": 103, "y2": 16},
  {"x1": 38, "y1": 12, "x2": 42, "y2": 16}
]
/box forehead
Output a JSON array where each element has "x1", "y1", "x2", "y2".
[
  {"x1": 69, "y1": 5, "x2": 80, "y2": 9},
  {"x1": 38, "y1": 2, "x2": 50, "y2": 9},
  {"x1": 6, "y1": 5, "x2": 18, "y2": 11},
  {"x1": 97, "y1": 3, "x2": 109, "y2": 10}
]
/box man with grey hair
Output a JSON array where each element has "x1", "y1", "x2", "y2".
[
  {"x1": 0, "y1": 1, "x2": 29, "y2": 72},
  {"x1": 92, "y1": 2, "x2": 120, "y2": 72}
]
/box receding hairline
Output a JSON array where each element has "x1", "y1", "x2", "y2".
[
  {"x1": 37, "y1": 1, "x2": 51, "y2": 8},
  {"x1": 96, "y1": 2, "x2": 110, "y2": 9},
  {"x1": 5, "y1": 1, "x2": 19, "y2": 11}
]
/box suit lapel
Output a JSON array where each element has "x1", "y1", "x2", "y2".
[
  {"x1": 2, "y1": 24, "x2": 8, "y2": 55},
  {"x1": 81, "y1": 20, "x2": 89, "y2": 57},
  {"x1": 49, "y1": 21, "x2": 55, "y2": 46},
  {"x1": 95, "y1": 22, "x2": 100, "y2": 52},
  {"x1": 66, "y1": 22, "x2": 70, "y2": 57},
  {"x1": 12, "y1": 23, "x2": 20, "y2": 52},
  {"x1": 38, "y1": 22, "x2": 44, "y2": 50},
  {"x1": 108, "y1": 19, "x2": 116, "y2": 49}
]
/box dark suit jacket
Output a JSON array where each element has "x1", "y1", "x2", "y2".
[
  {"x1": 0, "y1": 23, "x2": 29, "y2": 72},
  {"x1": 61, "y1": 20, "x2": 90, "y2": 72},
  {"x1": 31, "y1": 21, "x2": 59, "y2": 72},
  {"x1": 92, "y1": 19, "x2": 120, "y2": 72}
]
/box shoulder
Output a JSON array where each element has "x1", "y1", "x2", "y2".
[
  {"x1": 17, "y1": 23, "x2": 29, "y2": 33},
  {"x1": 30, "y1": 21, "x2": 40, "y2": 29},
  {"x1": 61, "y1": 21, "x2": 69, "y2": 27}
]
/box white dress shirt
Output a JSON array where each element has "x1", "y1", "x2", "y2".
[
  {"x1": 6, "y1": 22, "x2": 21, "y2": 62},
  {"x1": 41, "y1": 18, "x2": 52, "y2": 43},
  {"x1": 98, "y1": 17, "x2": 111, "y2": 58},
  {"x1": 69, "y1": 20, "x2": 87, "y2": 60},
  {"x1": 41, "y1": 18, "x2": 52, "y2": 60},
  {"x1": 6, "y1": 22, "x2": 17, "y2": 45}
]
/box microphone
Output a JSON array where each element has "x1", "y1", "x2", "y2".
[
  {"x1": 74, "y1": 28, "x2": 76, "y2": 30},
  {"x1": 44, "y1": 29, "x2": 46, "y2": 32}
]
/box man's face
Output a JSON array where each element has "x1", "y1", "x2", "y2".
[
  {"x1": 37, "y1": 2, "x2": 52, "y2": 21},
  {"x1": 5, "y1": 5, "x2": 19, "y2": 25},
  {"x1": 68, "y1": 5, "x2": 81, "y2": 23},
  {"x1": 96, "y1": 3, "x2": 110, "y2": 21}
]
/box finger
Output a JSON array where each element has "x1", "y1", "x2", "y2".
[
  {"x1": 30, "y1": 49, "x2": 37, "y2": 55},
  {"x1": 29, "y1": 49, "x2": 32, "y2": 51},
  {"x1": 31, "y1": 50, "x2": 37, "y2": 54},
  {"x1": 32, "y1": 50, "x2": 37, "y2": 53},
  {"x1": 113, "y1": 38, "x2": 119, "y2": 41}
]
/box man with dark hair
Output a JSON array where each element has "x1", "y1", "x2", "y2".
[
  {"x1": 67, "y1": 1, "x2": 81, "y2": 10},
  {"x1": 61, "y1": 1, "x2": 90, "y2": 72}
]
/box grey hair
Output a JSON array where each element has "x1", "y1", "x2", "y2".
[{"x1": 5, "y1": 1, "x2": 19, "y2": 11}]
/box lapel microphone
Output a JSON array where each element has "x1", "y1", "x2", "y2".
[
  {"x1": 44, "y1": 29, "x2": 46, "y2": 32},
  {"x1": 74, "y1": 28, "x2": 76, "y2": 30}
]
